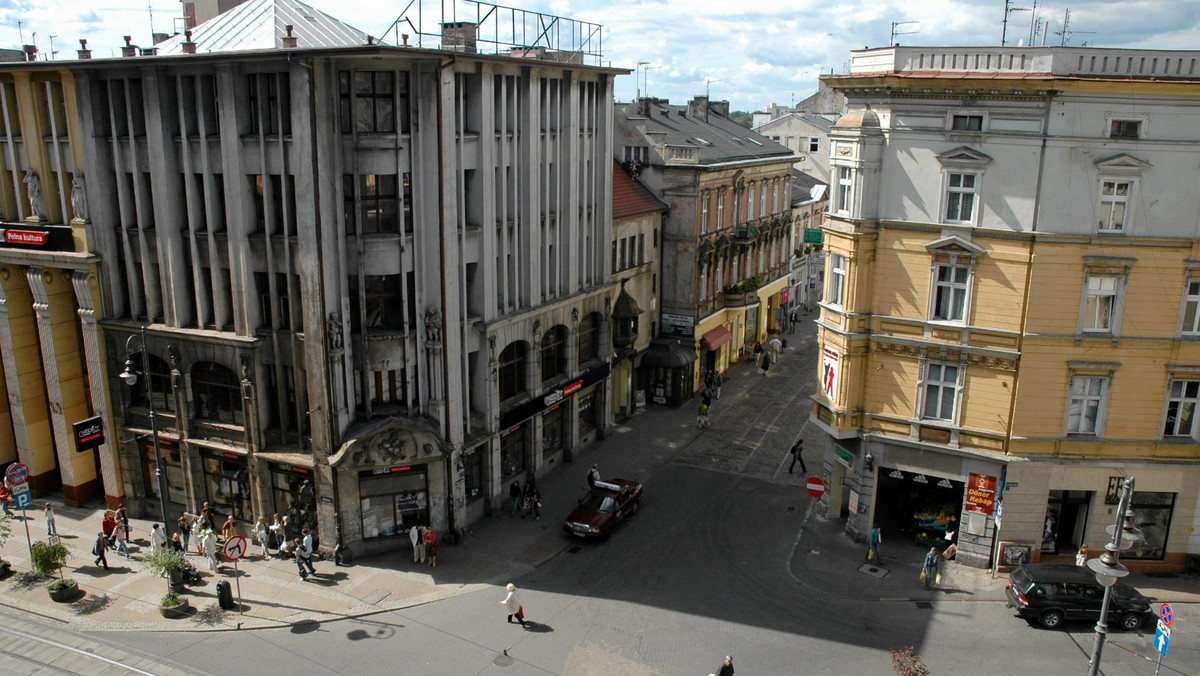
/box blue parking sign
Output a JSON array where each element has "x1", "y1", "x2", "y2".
[{"x1": 13, "y1": 490, "x2": 30, "y2": 510}]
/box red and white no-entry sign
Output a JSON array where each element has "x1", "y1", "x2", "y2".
[{"x1": 806, "y1": 476, "x2": 826, "y2": 499}]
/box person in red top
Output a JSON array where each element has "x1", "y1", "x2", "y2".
[
  {"x1": 423, "y1": 527, "x2": 438, "y2": 568},
  {"x1": 0, "y1": 483, "x2": 12, "y2": 516},
  {"x1": 101, "y1": 512, "x2": 118, "y2": 549}
]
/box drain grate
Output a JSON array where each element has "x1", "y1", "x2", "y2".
[
  {"x1": 787, "y1": 506, "x2": 796, "y2": 513},
  {"x1": 915, "y1": 601, "x2": 933, "y2": 609},
  {"x1": 568, "y1": 545, "x2": 582, "y2": 554}
]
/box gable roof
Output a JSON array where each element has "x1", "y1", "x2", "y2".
[
  {"x1": 755, "y1": 112, "x2": 836, "y2": 134},
  {"x1": 618, "y1": 99, "x2": 795, "y2": 166},
  {"x1": 612, "y1": 161, "x2": 668, "y2": 220},
  {"x1": 156, "y1": 0, "x2": 367, "y2": 55}
]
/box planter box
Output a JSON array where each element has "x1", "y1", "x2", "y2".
[
  {"x1": 48, "y1": 581, "x2": 78, "y2": 602},
  {"x1": 159, "y1": 598, "x2": 191, "y2": 619},
  {"x1": 722, "y1": 291, "x2": 759, "y2": 308}
]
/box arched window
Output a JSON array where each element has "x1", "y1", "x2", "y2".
[
  {"x1": 577, "y1": 312, "x2": 601, "y2": 365},
  {"x1": 499, "y1": 342, "x2": 527, "y2": 402},
  {"x1": 541, "y1": 326, "x2": 567, "y2": 384},
  {"x1": 127, "y1": 353, "x2": 173, "y2": 412},
  {"x1": 191, "y1": 361, "x2": 243, "y2": 424}
]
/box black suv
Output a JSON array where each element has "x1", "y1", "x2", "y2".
[{"x1": 1005, "y1": 563, "x2": 1154, "y2": 630}]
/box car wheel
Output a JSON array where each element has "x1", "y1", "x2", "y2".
[
  {"x1": 1039, "y1": 610, "x2": 1065, "y2": 629},
  {"x1": 1119, "y1": 612, "x2": 1144, "y2": 631}
]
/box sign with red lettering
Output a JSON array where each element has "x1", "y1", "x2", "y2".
[{"x1": 965, "y1": 473, "x2": 997, "y2": 515}]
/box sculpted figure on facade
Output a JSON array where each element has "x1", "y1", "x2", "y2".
[
  {"x1": 24, "y1": 172, "x2": 46, "y2": 220},
  {"x1": 424, "y1": 306, "x2": 443, "y2": 349},
  {"x1": 70, "y1": 174, "x2": 89, "y2": 221}
]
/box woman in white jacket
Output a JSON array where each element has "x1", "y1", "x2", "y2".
[{"x1": 499, "y1": 583, "x2": 526, "y2": 626}]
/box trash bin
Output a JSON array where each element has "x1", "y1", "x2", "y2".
[
  {"x1": 216, "y1": 579, "x2": 234, "y2": 610},
  {"x1": 782, "y1": 339, "x2": 788, "y2": 349}
]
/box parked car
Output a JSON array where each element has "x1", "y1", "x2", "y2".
[
  {"x1": 562, "y1": 479, "x2": 643, "y2": 540},
  {"x1": 1004, "y1": 563, "x2": 1154, "y2": 630}
]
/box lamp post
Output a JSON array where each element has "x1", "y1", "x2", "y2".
[
  {"x1": 120, "y1": 326, "x2": 169, "y2": 526},
  {"x1": 1085, "y1": 475, "x2": 1143, "y2": 676}
]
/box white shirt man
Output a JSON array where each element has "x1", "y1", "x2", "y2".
[{"x1": 150, "y1": 524, "x2": 167, "y2": 549}]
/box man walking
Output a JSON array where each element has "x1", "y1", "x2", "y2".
[
  {"x1": 409, "y1": 523, "x2": 422, "y2": 563},
  {"x1": 788, "y1": 438, "x2": 807, "y2": 474},
  {"x1": 587, "y1": 463, "x2": 600, "y2": 488},
  {"x1": 295, "y1": 534, "x2": 316, "y2": 580},
  {"x1": 867, "y1": 525, "x2": 882, "y2": 562},
  {"x1": 717, "y1": 655, "x2": 735, "y2": 676},
  {"x1": 92, "y1": 531, "x2": 110, "y2": 570},
  {"x1": 150, "y1": 523, "x2": 167, "y2": 549},
  {"x1": 712, "y1": 370, "x2": 723, "y2": 400}
]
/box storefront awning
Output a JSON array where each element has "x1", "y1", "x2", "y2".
[
  {"x1": 641, "y1": 340, "x2": 697, "y2": 368},
  {"x1": 701, "y1": 325, "x2": 732, "y2": 351}
]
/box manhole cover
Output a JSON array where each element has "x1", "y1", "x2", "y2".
[
  {"x1": 858, "y1": 563, "x2": 888, "y2": 578},
  {"x1": 915, "y1": 601, "x2": 933, "y2": 609},
  {"x1": 568, "y1": 546, "x2": 582, "y2": 554}
]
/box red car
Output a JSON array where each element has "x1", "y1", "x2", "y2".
[{"x1": 562, "y1": 479, "x2": 643, "y2": 539}]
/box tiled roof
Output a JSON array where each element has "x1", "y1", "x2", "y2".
[
  {"x1": 792, "y1": 169, "x2": 828, "y2": 204},
  {"x1": 156, "y1": 0, "x2": 367, "y2": 55},
  {"x1": 612, "y1": 161, "x2": 668, "y2": 220},
  {"x1": 618, "y1": 99, "x2": 795, "y2": 166}
]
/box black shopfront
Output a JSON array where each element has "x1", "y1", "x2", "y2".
[{"x1": 499, "y1": 363, "x2": 611, "y2": 472}]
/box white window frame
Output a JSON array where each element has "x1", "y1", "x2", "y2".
[
  {"x1": 717, "y1": 192, "x2": 726, "y2": 230},
  {"x1": 1081, "y1": 274, "x2": 1120, "y2": 334},
  {"x1": 1065, "y1": 375, "x2": 1108, "y2": 436},
  {"x1": 808, "y1": 136, "x2": 820, "y2": 152},
  {"x1": 828, "y1": 252, "x2": 846, "y2": 307},
  {"x1": 747, "y1": 183, "x2": 756, "y2": 221},
  {"x1": 760, "y1": 182, "x2": 768, "y2": 217},
  {"x1": 920, "y1": 361, "x2": 960, "y2": 422},
  {"x1": 772, "y1": 180, "x2": 780, "y2": 214},
  {"x1": 700, "y1": 193, "x2": 709, "y2": 234},
  {"x1": 1180, "y1": 277, "x2": 1200, "y2": 336},
  {"x1": 1097, "y1": 178, "x2": 1133, "y2": 232},
  {"x1": 836, "y1": 166, "x2": 853, "y2": 215},
  {"x1": 942, "y1": 172, "x2": 980, "y2": 225},
  {"x1": 930, "y1": 259, "x2": 972, "y2": 322},
  {"x1": 1162, "y1": 378, "x2": 1200, "y2": 439}
]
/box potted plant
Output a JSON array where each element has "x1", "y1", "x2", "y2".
[
  {"x1": 141, "y1": 545, "x2": 191, "y2": 618},
  {"x1": 31, "y1": 541, "x2": 75, "y2": 601}
]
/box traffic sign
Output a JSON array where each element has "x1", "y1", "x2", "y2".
[
  {"x1": 1160, "y1": 602, "x2": 1173, "y2": 626},
  {"x1": 10, "y1": 482, "x2": 29, "y2": 496},
  {"x1": 48, "y1": 534, "x2": 60, "y2": 547},
  {"x1": 1155, "y1": 620, "x2": 1171, "y2": 658},
  {"x1": 13, "y1": 490, "x2": 30, "y2": 509},
  {"x1": 222, "y1": 535, "x2": 248, "y2": 562},
  {"x1": 806, "y1": 476, "x2": 826, "y2": 499},
  {"x1": 6, "y1": 463, "x2": 29, "y2": 485}
]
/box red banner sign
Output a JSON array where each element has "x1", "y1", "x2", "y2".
[
  {"x1": 5, "y1": 229, "x2": 47, "y2": 246},
  {"x1": 965, "y1": 473, "x2": 997, "y2": 515}
]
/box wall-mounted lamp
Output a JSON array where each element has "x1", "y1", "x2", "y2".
[{"x1": 863, "y1": 452, "x2": 875, "y2": 472}]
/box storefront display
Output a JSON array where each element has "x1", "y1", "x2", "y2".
[
  {"x1": 875, "y1": 467, "x2": 964, "y2": 548},
  {"x1": 202, "y1": 450, "x2": 251, "y2": 522},
  {"x1": 359, "y1": 468, "x2": 428, "y2": 539},
  {"x1": 542, "y1": 406, "x2": 565, "y2": 460},
  {"x1": 1126, "y1": 491, "x2": 1174, "y2": 560},
  {"x1": 500, "y1": 425, "x2": 526, "y2": 480},
  {"x1": 269, "y1": 463, "x2": 318, "y2": 543}
]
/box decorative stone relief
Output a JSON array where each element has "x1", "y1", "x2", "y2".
[
  {"x1": 424, "y1": 306, "x2": 443, "y2": 349},
  {"x1": 874, "y1": 342, "x2": 920, "y2": 358},
  {"x1": 327, "y1": 313, "x2": 344, "y2": 353},
  {"x1": 70, "y1": 174, "x2": 89, "y2": 222},
  {"x1": 967, "y1": 354, "x2": 1017, "y2": 371},
  {"x1": 24, "y1": 172, "x2": 46, "y2": 220}
]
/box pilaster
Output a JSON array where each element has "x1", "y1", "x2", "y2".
[{"x1": 72, "y1": 269, "x2": 122, "y2": 507}]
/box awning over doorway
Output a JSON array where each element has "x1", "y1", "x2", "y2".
[
  {"x1": 641, "y1": 339, "x2": 697, "y2": 368},
  {"x1": 701, "y1": 325, "x2": 732, "y2": 351}
]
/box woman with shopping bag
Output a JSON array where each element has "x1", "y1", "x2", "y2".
[
  {"x1": 500, "y1": 582, "x2": 526, "y2": 627},
  {"x1": 921, "y1": 546, "x2": 940, "y2": 590}
]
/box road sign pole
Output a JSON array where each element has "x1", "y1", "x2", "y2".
[
  {"x1": 1154, "y1": 651, "x2": 1163, "y2": 676},
  {"x1": 21, "y1": 506, "x2": 31, "y2": 559},
  {"x1": 234, "y1": 558, "x2": 243, "y2": 615}
]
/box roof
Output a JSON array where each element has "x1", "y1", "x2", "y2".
[
  {"x1": 612, "y1": 161, "x2": 668, "y2": 220},
  {"x1": 618, "y1": 98, "x2": 795, "y2": 166},
  {"x1": 754, "y1": 112, "x2": 836, "y2": 134},
  {"x1": 791, "y1": 169, "x2": 827, "y2": 197},
  {"x1": 156, "y1": 0, "x2": 367, "y2": 55}
]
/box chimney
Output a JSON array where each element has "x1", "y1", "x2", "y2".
[
  {"x1": 181, "y1": 31, "x2": 196, "y2": 54},
  {"x1": 77, "y1": 39, "x2": 91, "y2": 60},
  {"x1": 441, "y1": 22, "x2": 477, "y2": 53},
  {"x1": 687, "y1": 96, "x2": 709, "y2": 121},
  {"x1": 152, "y1": 32, "x2": 171, "y2": 45},
  {"x1": 121, "y1": 36, "x2": 137, "y2": 58},
  {"x1": 709, "y1": 100, "x2": 730, "y2": 118},
  {"x1": 401, "y1": 34, "x2": 409, "y2": 46},
  {"x1": 282, "y1": 24, "x2": 298, "y2": 49},
  {"x1": 22, "y1": 45, "x2": 37, "y2": 62}
]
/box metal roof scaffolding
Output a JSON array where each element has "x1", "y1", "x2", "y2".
[{"x1": 380, "y1": 0, "x2": 603, "y2": 65}]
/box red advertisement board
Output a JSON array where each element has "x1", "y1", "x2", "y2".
[{"x1": 965, "y1": 472, "x2": 997, "y2": 515}]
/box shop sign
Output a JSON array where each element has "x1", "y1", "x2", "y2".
[
  {"x1": 661, "y1": 313, "x2": 695, "y2": 338},
  {"x1": 371, "y1": 465, "x2": 413, "y2": 475},
  {"x1": 848, "y1": 489, "x2": 859, "y2": 514},
  {"x1": 544, "y1": 379, "x2": 583, "y2": 407},
  {"x1": 1105, "y1": 476, "x2": 1122, "y2": 504},
  {"x1": 500, "y1": 362, "x2": 610, "y2": 428},
  {"x1": 803, "y1": 228, "x2": 824, "y2": 244},
  {"x1": 780, "y1": 287, "x2": 790, "y2": 304},
  {"x1": 965, "y1": 473, "x2": 997, "y2": 515},
  {"x1": 912, "y1": 474, "x2": 928, "y2": 484},
  {"x1": 834, "y1": 444, "x2": 853, "y2": 470},
  {"x1": 72, "y1": 416, "x2": 104, "y2": 453},
  {"x1": 274, "y1": 464, "x2": 311, "y2": 475},
  {"x1": 1, "y1": 226, "x2": 74, "y2": 251},
  {"x1": 937, "y1": 479, "x2": 953, "y2": 488},
  {"x1": 821, "y1": 346, "x2": 840, "y2": 399},
  {"x1": 888, "y1": 469, "x2": 904, "y2": 479}
]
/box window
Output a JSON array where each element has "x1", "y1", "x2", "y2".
[
  {"x1": 359, "y1": 470, "x2": 427, "y2": 539},
  {"x1": 1098, "y1": 180, "x2": 1130, "y2": 231},
  {"x1": 540, "y1": 326, "x2": 567, "y2": 384},
  {"x1": 498, "y1": 342, "x2": 526, "y2": 401},
  {"x1": 1125, "y1": 492, "x2": 1174, "y2": 561},
  {"x1": 932, "y1": 262, "x2": 970, "y2": 321},
  {"x1": 192, "y1": 361, "x2": 243, "y2": 425},
  {"x1": 951, "y1": 114, "x2": 984, "y2": 132},
  {"x1": 1066, "y1": 376, "x2": 1107, "y2": 435},
  {"x1": 363, "y1": 275, "x2": 403, "y2": 330},
  {"x1": 623, "y1": 146, "x2": 649, "y2": 163},
  {"x1": 809, "y1": 136, "x2": 820, "y2": 152},
  {"x1": 247, "y1": 73, "x2": 290, "y2": 135},
  {"x1": 577, "y1": 313, "x2": 600, "y2": 364},
  {"x1": 462, "y1": 447, "x2": 483, "y2": 502},
  {"x1": 760, "y1": 183, "x2": 768, "y2": 217},
  {"x1": 836, "y1": 167, "x2": 853, "y2": 214},
  {"x1": 944, "y1": 173, "x2": 978, "y2": 223},
  {"x1": 747, "y1": 183, "x2": 755, "y2": 220},
  {"x1": 700, "y1": 194, "x2": 709, "y2": 234},
  {"x1": 1109, "y1": 119, "x2": 1141, "y2": 140},
  {"x1": 500, "y1": 425, "x2": 526, "y2": 479},
  {"x1": 344, "y1": 174, "x2": 399, "y2": 235},
  {"x1": 578, "y1": 391, "x2": 596, "y2": 434},
  {"x1": 828, "y1": 252, "x2": 846, "y2": 306},
  {"x1": 1182, "y1": 279, "x2": 1200, "y2": 335},
  {"x1": 1083, "y1": 275, "x2": 1119, "y2": 332},
  {"x1": 1163, "y1": 379, "x2": 1199, "y2": 438},
  {"x1": 339, "y1": 71, "x2": 408, "y2": 134},
  {"x1": 125, "y1": 353, "x2": 173, "y2": 413},
  {"x1": 922, "y1": 362, "x2": 959, "y2": 421},
  {"x1": 717, "y1": 192, "x2": 726, "y2": 229},
  {"x1": 202, "y1": 454, "x2": 250, "y2": 522}
]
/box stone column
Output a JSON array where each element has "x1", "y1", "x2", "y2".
[
  {"x1": 72, "y1": 270, "x2": 123, "y2": 508},
  {"x1": 0, "y1": 266, "x2": 35, "y2": 473}
]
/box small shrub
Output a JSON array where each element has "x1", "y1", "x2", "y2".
[
  {"x1": 48, "y1": 578, "x2": 76, "y2": 593},
  {"x1": 891, "y1": 646, "x2": 930, "y2": 676},
  {"x1": 161, "y1": 592, "x2": 185, "y2": 608},
  {"x1": 30, "y1": 541, "x2": 71, "y2": 580}
]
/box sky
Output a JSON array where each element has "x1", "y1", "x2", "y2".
[{"x1": 1, "y1": 0, "x2": 1198, "y2": 112}]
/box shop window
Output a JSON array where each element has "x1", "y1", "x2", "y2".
[
  {"x1": 540, "y1": 325, "x2": 567, "y2": 384},
  {"x1": 126, "y1": 352, "x2": 173, "y2": 412},
  {"x1": 140, "y1": 441, "x2": 185, "y2": 504},
  {"x1": 203, "y1": 455, "x2": 251, "y2": 522},
  {"x1": 1041, "y1": 490, "x2": 1092, "y2": 555},
  {"x1": 192, "y1": 361, "x2": 242, "y2": 424},
  {"x1": 359, "y1": 471, "x2": 427, "y2": 539},
  {"x1": 499, "y1": 342, "x2": 527, "y2": 402},
  {"x1": 500, "y1": 426, "x2": 526, "y2": 480},
  {"x1": 270, "y1": 466, "x2": 317, "y2": 542},
  {"x1": 462, "y1": 448, "x2": 483, "y2": 502},
  {"x1": 542, "y1": 406, "x2": 566, "y2": 460},
  {"x1": 578, "y1": 391, "x2": 596, "y2": 434},
  {"x1": 1125, "y1": 492, "x2": 1174, "y2": 561}
]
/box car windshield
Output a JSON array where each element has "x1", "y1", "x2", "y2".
[
  {"x1": 1010, "y1": 568, "x2": 1035, "y2": 594},
  {"x1": 580, "y1": 492, "x2": 617, "y2": 513}
]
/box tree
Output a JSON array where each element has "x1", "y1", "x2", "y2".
[
  {"x1": 891, "y1": 646, "x2": 930, "y2": 676},
  {"x1": 729, "y1": 111, "x2": 753, "y2": 128}
]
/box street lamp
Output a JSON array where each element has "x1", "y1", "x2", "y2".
[
  {"x1": 120, "y1": 326, "x2": 169, "y2": 526},
  {"x1": 1085, "y1": 475, "x2": 1143, "y2": 676}
]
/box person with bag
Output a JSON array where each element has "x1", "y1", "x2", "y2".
[
  {"x1": 500, "y1": 582, "x2": 526, "y2": 626},
  {"x1": 532, "y1": 488, "x2": 542, "y2": 521},
  {"x1": 423, "y1": 526, "x2": 438, "y2": 568},
  {"x1": 92, "y1": 531, "x2": 110, "y2": 570},
  {"x1": 866, "y1": 525, "x2": 881, "y2": 563},
  {"x1": 921, "y1": 546, "x2": 940, "y2": 590},
  {"x1": 254, "y1": 517, "x2": 271, "y2": 557},
  {"x1": 0, "y1": 483, "x2": 12, "y2": 516},
  {"x1": 110, "y1": 521, "x2": 132, "y2": 559},
  {"x1": 409, "y1": 522, "x2": 422, "y2": 563}
]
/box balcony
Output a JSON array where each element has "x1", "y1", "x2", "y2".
[
  {"x1": 722, "y1": 291, "x2": 759, "y2": 308},
  {"x1": 733, "y1": 225, "x2": 760, "y2": 242}
]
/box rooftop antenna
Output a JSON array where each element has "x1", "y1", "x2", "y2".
[
  {"x1": 705, "y1": 77, "x2": 720, "y2": 99},
  {"x1": 636, "y1": 61, "x2": 649, "y2": 100},
  {"x1": 1054, "y1": 9, "x2": 1094, "y2": 46},
  {"x1": 1027, "y1": 0, "x2": 1039, "y2": 45},
  {"x1": 147, "y1": 0, "x2": 156, "y2": 36},
  {"x1": 1002, "y1": 0, "x2": 1031, "y2": 46},
  {"x1": 17, "y1": 20, "x2": 23, "y2": 45},
  {"x1": 48, "y1": 34, "x2": 58, "y2": 60},
  {"x1": 890, "y1": 20, "x2": 919, "y2": 46}
]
